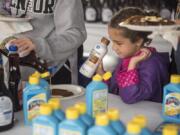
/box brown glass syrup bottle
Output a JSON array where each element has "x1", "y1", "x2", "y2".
[{"x1": 8, "y1": 45, "x2": 21, "y2": 112}]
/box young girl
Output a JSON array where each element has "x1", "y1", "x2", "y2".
[{"x1": 97, "y1": 7, "x2": 170, "y2": 104}]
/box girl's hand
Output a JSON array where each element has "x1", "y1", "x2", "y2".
[
  {"x1": 96, "y1": 62, "x2": 105, "y2": 75},
  {"x1": 128, "y1": 48, "x2": 151, "y2": 70},
  {"x1": 10, "y1": 38, "x2": 36, "y2": 56}
]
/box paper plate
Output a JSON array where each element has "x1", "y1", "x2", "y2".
[
  {"x1": 0, "y1": 15, "x2": 32, "y2": 22},
  {"x1": 119, "y1": 23, "x2": 180, "y2": 32},
  {"x1": 50, "y1": 84, "x2": 85, "y2": 100}
]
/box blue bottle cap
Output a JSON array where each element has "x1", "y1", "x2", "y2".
[
  {"x1": 9, "y1": 45, "x2": 18, "y2": 52},
  {"x1": 48, "y1": 66, "x2": 58, "y2": 74}
]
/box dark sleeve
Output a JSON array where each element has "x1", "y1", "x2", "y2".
[{"x1": 116, "y1": 62, "x2": 158, "y2": 104}]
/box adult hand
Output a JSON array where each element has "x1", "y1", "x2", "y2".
[
  {"x1": 128, "y1": 48, "x2": 151, "y2": 70},
  {"x1": 10, "y1": 38, "x2": 36, "y2": 57}
]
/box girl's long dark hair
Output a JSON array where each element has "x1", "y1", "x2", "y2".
[{"x1": 109, "y1": 7, "x2": 152, "y2": 45}]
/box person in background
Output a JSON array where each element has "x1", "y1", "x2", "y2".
[
  {"x1": 174, "y1": 0, "x2": 180, "y2": 74},
  {"x1": 2, "y1": 0, "x2": 86, "y2": 84},
  {"x1": 96, "y1": 7, "x2": 170, "y2": 104},
  {"x1": 168, "y1": 0, "x2": 180, "y2": 74}
]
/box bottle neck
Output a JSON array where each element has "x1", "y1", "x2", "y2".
[
  {"x1": 87, "y1": 0, "x2": 92, "y2": 7},
  {"x1": 107, "y1": 0, "x2": 114, "y2": 9},
  {"x1": 20, "y1": 51, "x2": 48, "y2": 74},
  {"x1": 9, "y1": 51, "x2": 18, "y2": 54},
  {"x1": 103, "y1": 0, "x2": 108, "y2": 6},
  {"x1": 29, "y1": 83, "x2": 39, "y2": 86},
  {"x1": 101, "y1": 43, "x2": 108, "y2": 48}
]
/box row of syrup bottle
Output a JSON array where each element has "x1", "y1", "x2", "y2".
[
  {"x1": 86, "y1": 71, "x2": 112, "y2": 118},
  {"x1": 86, "y1": 74, "x2": 108, "y2": 117},
  {"x1": 32, "y1": 101, "x2": 94, "y2": 135},
  {"x1": 132, "y1": 115, "x2": 152, "y2": 135},
  {"x1": 125, "y1": 118, "x2": 179, "y2": 135},
  {"x1": 88, "y1": 108, "x2": 125, "y2": 135},
  {"x1": 85, "y1": 0, "x2": 115, "y2": 23},
  {"x1": 33, "y1": 105, "x2": 87, "y2": 135},
  {"x1": 48, "y1": 98, "x2": 65, "y2": 122},
  {"x1": 31, "y1": 98, "x2": 179, "y2": 135},
  {"x1": 59, "y1": 102, "x2": 94, "y2": 135},
  {"x1": 32, "y1": 98, "x2": 65, "y2": 135},
  {"x1": 23, "y1": 73, "x2": 50, "y2": 125},
  {"x1": 162, "y1": 74, "x2": 180, "y2": 123},
  {"x1": 32, "y1": 104, "x2": 58, "y2": 135},
  {"x1": 88, "y1": 113, "x2": 118, "y2": 135},
  {"x1": 32, "y1": 101, "x2": 127, "y2": 135},
  {"x1": 157, "y1": 124, "x2": 179, "y2": 135}
]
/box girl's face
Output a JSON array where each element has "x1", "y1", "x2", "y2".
[{"x1": 108, "y1": 27, "x2": 142, "y2": 59}]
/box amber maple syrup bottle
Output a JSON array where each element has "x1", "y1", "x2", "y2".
[
  {"x1": 8, "y1": 45, "x2": 21, "y2": 112},
  {"x1": 19, "y1": 51, "x2": 49, "y2": 75}
]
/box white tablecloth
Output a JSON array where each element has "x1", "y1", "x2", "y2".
[{"x1": 2, "y1": 94, "x2": 163, "y2": 135}]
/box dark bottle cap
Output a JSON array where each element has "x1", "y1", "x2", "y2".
[
  {"x1": 101, "y1": 37, "x2": 110, "y2": 46},
  {"x1": 9, "y1": 45, "x2": 18, "y2": 52}
]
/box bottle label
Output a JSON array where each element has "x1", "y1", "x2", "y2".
[
  {"x1": 60, "y1": 129, "x2": 81, "y2": 135},
  {"x1": 85, "y1": 7, "x2": 96, "y2": 21},
  {"x1": 80, "y1": 44, "x2": 107, "y2": 78},
  {"x1": 33, "y1": 124, "x2": 54, "y2": 135},
  {"x1": 27, "y1": 93, "x2": 47, "y2": 121},
  {"x1": 87, "y1": 50, "x2": 100, "y2": 65},
  {"x1": 92, "y1": 89, "x2": 108, "y2": 117},
  {"x1": 79, "y1": 49, "x2": 101, "y2": 77},
  {"x1": 164, "y1": 92, "x2": 180, "y2": 116},
  {"x1": 85, "y1": 44, "x2": 104, "y2": 66},
  {"x1": 102, "y1": 8, "x2": 113, "y2": 23},
  {"x1": 160, "y1": 8, "x2": 171, "y2": 19},
  {"x1": 0, "y1": 96, "x2": 13, "y2": 126}
]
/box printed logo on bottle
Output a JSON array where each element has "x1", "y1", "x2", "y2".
[
  {"x1": 96, "y1": 45, "x2": 100, "y2": 49},
  {"x1": 164, "y1": 92, "x2": 180, "y2": 116},
  {"x1": 27, "y1": 93, "x2": 46, "y2": 121},
  {"x1": 85, "y1": 7, "x2": 96, "y2": 21},
  {"x1": 102, "y1": 8, "x2": 113, "y2": 23},
  {"x1": 0, "y1": 96, "x2": 13, "y2": 126},
  {"x1": 92, "y1": 89, "x2": 108, "y2": 117},
  {"x1": 33, "y1": 124, "x2": 54, "y2": 135},
  {"x1": 60, "y1": 129, "x2": 81, "y2": 135},
  {"x1": 86, "y1": 47, "x2": 102, "y2": 66}
]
